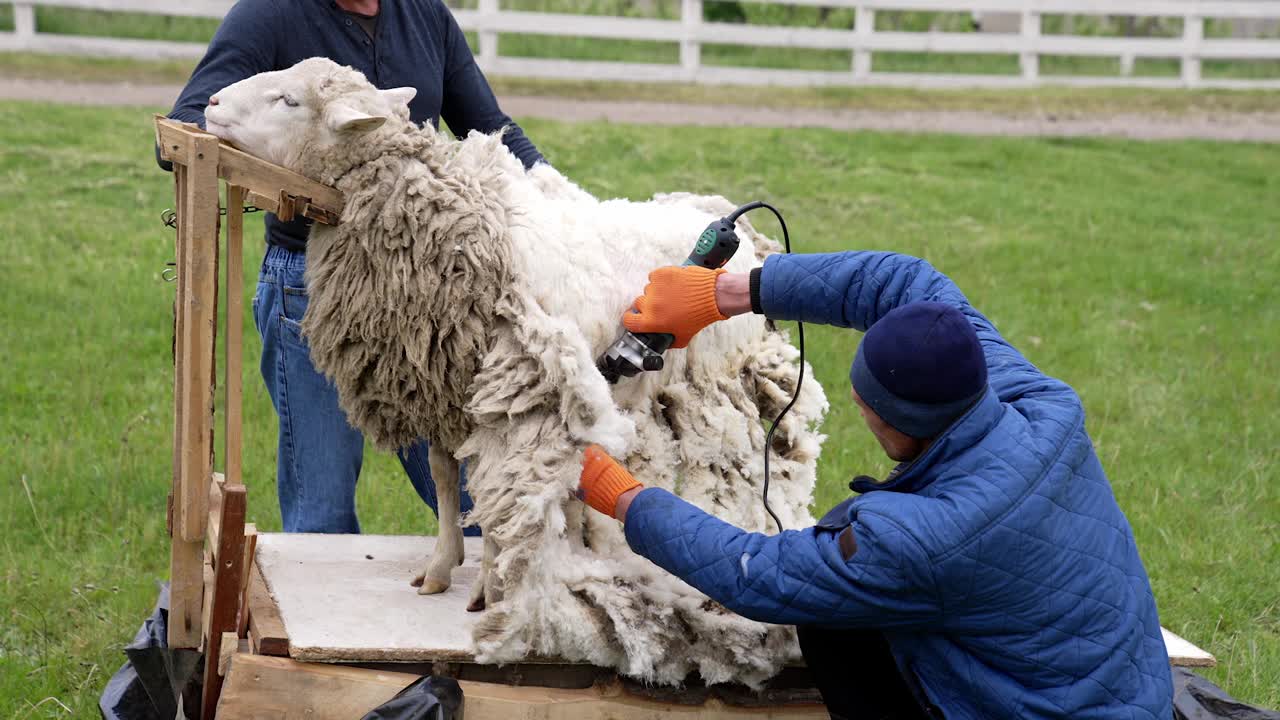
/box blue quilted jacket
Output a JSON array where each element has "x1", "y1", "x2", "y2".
[{"x1": 625, "y1": 252, "x2": 1173, "y2": 719}]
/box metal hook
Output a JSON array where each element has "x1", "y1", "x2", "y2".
[{"x1": 162, "y1": 262, "x2": 178, "y2": 283}]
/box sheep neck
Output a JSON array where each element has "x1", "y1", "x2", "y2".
[{"x1": 300, "y1": 123, "x2": 520, "y2": 453}]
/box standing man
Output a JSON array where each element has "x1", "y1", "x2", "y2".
[
  {"x1": 160, "y1": 0, "x2": 544, "y2": 533},
  {"x1": 577, "y1": 252, "x2": 1173, "y2": 719}
]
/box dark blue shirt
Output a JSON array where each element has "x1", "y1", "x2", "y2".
[{"x1": 164, "y1": 0, "x2": 544, "y2": 252}]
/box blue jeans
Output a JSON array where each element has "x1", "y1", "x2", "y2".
[{"x1": 253, "y1": 244, "x2": 478, "y2": 534}]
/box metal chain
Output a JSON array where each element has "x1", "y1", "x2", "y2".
[
  {"x1": 161, "y1": 204, "x2": 263, "y2": 230},
  {"x1": 160, "y1": 205, "x2": 263, "y2": 281}
]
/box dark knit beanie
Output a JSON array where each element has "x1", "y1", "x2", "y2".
[{"x1": 849, "y1": 302, "x2": 988, "y2": 439}]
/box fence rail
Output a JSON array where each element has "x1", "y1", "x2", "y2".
[{"x1": 3, "y1": 0, "x2": 1280, "y2": 88}]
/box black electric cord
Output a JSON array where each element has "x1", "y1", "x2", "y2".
[{"x1": 730, "y1": 201, "x2": 802, "y2": 533}]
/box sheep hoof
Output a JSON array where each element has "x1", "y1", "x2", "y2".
[
  {"x1": 416, "y1": 577, "x2": 451, "y2": 595},
  {"x1": 466, "y1": 597, "x2": 486, "y2": 612}
]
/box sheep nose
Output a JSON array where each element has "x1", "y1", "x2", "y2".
[{"x1": 208, "y1": 96, "x2": 220, "y2": 105}]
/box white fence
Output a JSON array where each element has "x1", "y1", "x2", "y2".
[{"x1": 2, "y1": 0, "x2": 1280, "y2": 88}]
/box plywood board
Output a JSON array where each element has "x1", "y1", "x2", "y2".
[
  {"x1": 246, "y1": 562, "x2": 290, "y2": 657},
  {"x1": 255, "y1": 534, "x2": 484, "y2": 662},
  {"x1": 217, "y1": 654, "x2": 827, "y2": 720},
  {"x1": 1162, "y1": 627, "x2": 1216, "y2": 668},
  {"x1": 256, "y1": 534, "x2": 1216, "y2": 670}
]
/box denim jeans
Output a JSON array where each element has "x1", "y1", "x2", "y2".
[{"x1": 253, "y1": 244, "x2": 478, "y2": 534}]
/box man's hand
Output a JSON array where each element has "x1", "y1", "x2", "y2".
[
  {"x1": 577, "y1": 445, "x2": 644, "y2": 520},
  {"x1": 624, "y1": 266, "x2": 729, "y2": 349}
]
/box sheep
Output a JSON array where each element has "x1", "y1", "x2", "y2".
[{"x1": 204, "y1": 57, "x2": 829, "y2": 686}]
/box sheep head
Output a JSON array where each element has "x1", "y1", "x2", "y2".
[{"x1": 204, "y1": 57, "x2": 417, "y2": 183}]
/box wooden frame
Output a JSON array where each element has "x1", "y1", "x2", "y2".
[{"x1": 155, "y1": 116, "x2": 344, "y2": 717}]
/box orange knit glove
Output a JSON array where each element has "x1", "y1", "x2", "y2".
[
  {"x1": 623, "y1": 266, "x2": 728, "y2": 349},
  {"x1": 577, "y1": 445, "x2": 643, "y2": 519}
]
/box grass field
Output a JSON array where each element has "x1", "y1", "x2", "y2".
[{"x1": 1, "y1": 101, "x2": 1278, "y2": 717}]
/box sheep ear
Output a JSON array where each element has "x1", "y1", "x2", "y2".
[
  {"x1": 328, "y1": 103, "x2": 387, "y2": 134},
  {"x1": 380, "y1": 87, "x2": 417, "y2": 109}
]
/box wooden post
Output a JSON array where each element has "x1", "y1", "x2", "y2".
[
  {"x1": 681, "y1": 0, "x2": 702, "y2": 81},
  {"x1": 168, "y1": 159, "x2": 205, "y2": 649},
  {"x1": 1182, "y1": 14, "x2": 1204, "y2": 86},
  {"x1": 1020, "y1": 8, "x2": 1040, "y2": 82},
  {"x1": 177, "y1": 133, "x2": 219, "y2": 543},
  {"x1": 853, "y1": 6, "x2": 874, "y2": 80},
  {"x1": 224, "y1": 186, "x2": 244, "y2": 489},
  {"x1": 477, "y1": 0, "x2": 498, "y2": 66},
  {"x1": 1120, "y1": 53, "x2": 1135, "y2": 76},
  {"x1": 14, "y1": 3, "x2": 35, "y2": 40},
  {"x1": 201, "y1": 482, "x2": 247, "y2": 720}
]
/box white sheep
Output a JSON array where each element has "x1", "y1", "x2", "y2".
[{"x1": 205, "y1": 57, "x2": 829, "y2": 686}]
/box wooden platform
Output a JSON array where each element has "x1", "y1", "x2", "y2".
[
  {"x1": 253, "y1": 533, "x2": 1215, "y2": 668},
  {"x1": 254, "y1": 534, "x2": 487, "y2": 663},
  {"x1": 229, "y1": 533, "x2": 1220, "y2": 718}
]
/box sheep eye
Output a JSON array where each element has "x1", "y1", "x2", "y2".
[{"x1": 281, "y1": 95, "x2": 299, "y2": 108}]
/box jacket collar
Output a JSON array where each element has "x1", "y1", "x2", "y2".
[{"x1": 850, "y1": 387, "x2": 1004, "y2": 496}]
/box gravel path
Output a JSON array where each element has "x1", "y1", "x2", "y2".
[{"x1": 5, "y1": 77, "x2": 1278, "y2": 143}]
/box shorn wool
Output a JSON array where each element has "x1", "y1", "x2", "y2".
[{"x1": 205, "y1": 58, "x2": 829, "y2": 686}]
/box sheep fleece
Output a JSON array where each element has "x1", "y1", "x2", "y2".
[{"x1": 302, "y1": 126, "x2": 829, "y2": 686}]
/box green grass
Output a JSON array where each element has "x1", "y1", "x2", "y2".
[{"x1": 1, "y1": 102, "x2": 1279, "y2": 716}]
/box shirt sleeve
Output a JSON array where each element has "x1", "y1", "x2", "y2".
[
  {"x1": 157, "y1": 0, "x2": 282, "y2": 170},
  {"x1": 623, "y1": 488, "x2": 941, "y2": 629},
  {"x1": 759, "y1": 251, "x2": 1077, "y2": 405},
  {"x1": 435, "y1": 0, "x2": 545, "y2": 169}
]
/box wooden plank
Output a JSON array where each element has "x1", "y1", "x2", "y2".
[
  {"x1": 201, "y1": 483, "x2": 247, "y2": 720},
  {"x1": 168, "y1": 538, "x2": 204, "y2": 648},
  {"x1": 167, "y1": 157, "x2": 204, "y2": 650},
  {"x1": 20, "y1": 0, "x2": 1280, "y2": 21},
  {"x1": 217, "y1": 654, "x2": 827, "y2": 720},
  {"x1": 23, "y1": 0, "x2": 233, "y2": 18},
  {"x1": 237, "y1": 523, "x2": 258, "y2": 638},
  {"x1": 206, "y1": 471, "x2": 225, "y2": 558},
  {"x1": 0, "y1": 32, "x2": 208, "y2": 59},
  {"x1": 217, "y1": 654, "x2": 416, "y2": 719},
  {"x1": 176, "y1": 132, "x2": 220, "y2": 543},
  {"x1": 1162, "y1": 627, "x2": 1216, "y2": 668},
  {"x1": 155, "y1": 119, "x2": 344, "y2": 221},
  {"x1": 225, "y1": 186, "x2": 244, "y2": 491},
  {"x1": 246, "y1": 562, "x2": 290, "y2": 657}
]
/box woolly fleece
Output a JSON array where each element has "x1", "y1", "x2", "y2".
[{"x1": 211, "y1": 58, "x2": 830, "y2": 686}]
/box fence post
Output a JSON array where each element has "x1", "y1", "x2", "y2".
[
  {"x1": 853, "y1": 5, "x2": 874, "y2": 79},
  {"x1": 1120, "y1": 53, "x2": 1135, "y2": 76},
  {"x1": 1020, "y1": 8, "x2": 1039, "y2": 82},
  {"x1": 681, "y1": 0, "x2": 701, "y2": 81},
  {"x1": 14, "y1": 2, "x2": 36, "y2": 40},
  {"x1": 477, "y1": 0, "x2": 498, "y2": 67},
  {"x1": 1182, "y1": 14, "x2": 1203, "y2": 86}
]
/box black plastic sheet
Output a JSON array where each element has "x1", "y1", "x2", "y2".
[
  {"x1": 1175, "y1": 668, "x2": 1280, "y2": 720},
  {"x1": 360, "y1": 676, "x2": 464, "y2": 720},
  {"x1": 99, "y1": 584, "x2": 203, "y2": 720}
]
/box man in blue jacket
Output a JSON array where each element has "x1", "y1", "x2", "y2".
[
  {"x1": 160, "y1": 0, "x2": 543, "y2": 534},
  {"x1": 577, "y1": 252, "x2": 1173, "y2": 719}
]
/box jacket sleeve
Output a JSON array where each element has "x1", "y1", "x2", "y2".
[
  {"x1": 155, "y1": 0, "x2": 282, "y2": 170},
  {"x1": 759, "y1": 251, "x2": 1075, "y2": 405},
  {"x1": 624, "y1": 488, "x2": 941, "y2": 629},
  {"x1": 436, "y1": 1, "x2": 544, "y2": 169}
]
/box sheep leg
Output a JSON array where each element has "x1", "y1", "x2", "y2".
[
  {"x1": 411, "y1": 444, "x2": 464, "y2": 595},
  {"x1": 466, "y1": 535, "x2": 500, "y2": 612}
]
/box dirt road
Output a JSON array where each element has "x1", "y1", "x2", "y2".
[{"x1": 5, "y1": 76, "x2": 1277, "y2": 142}]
